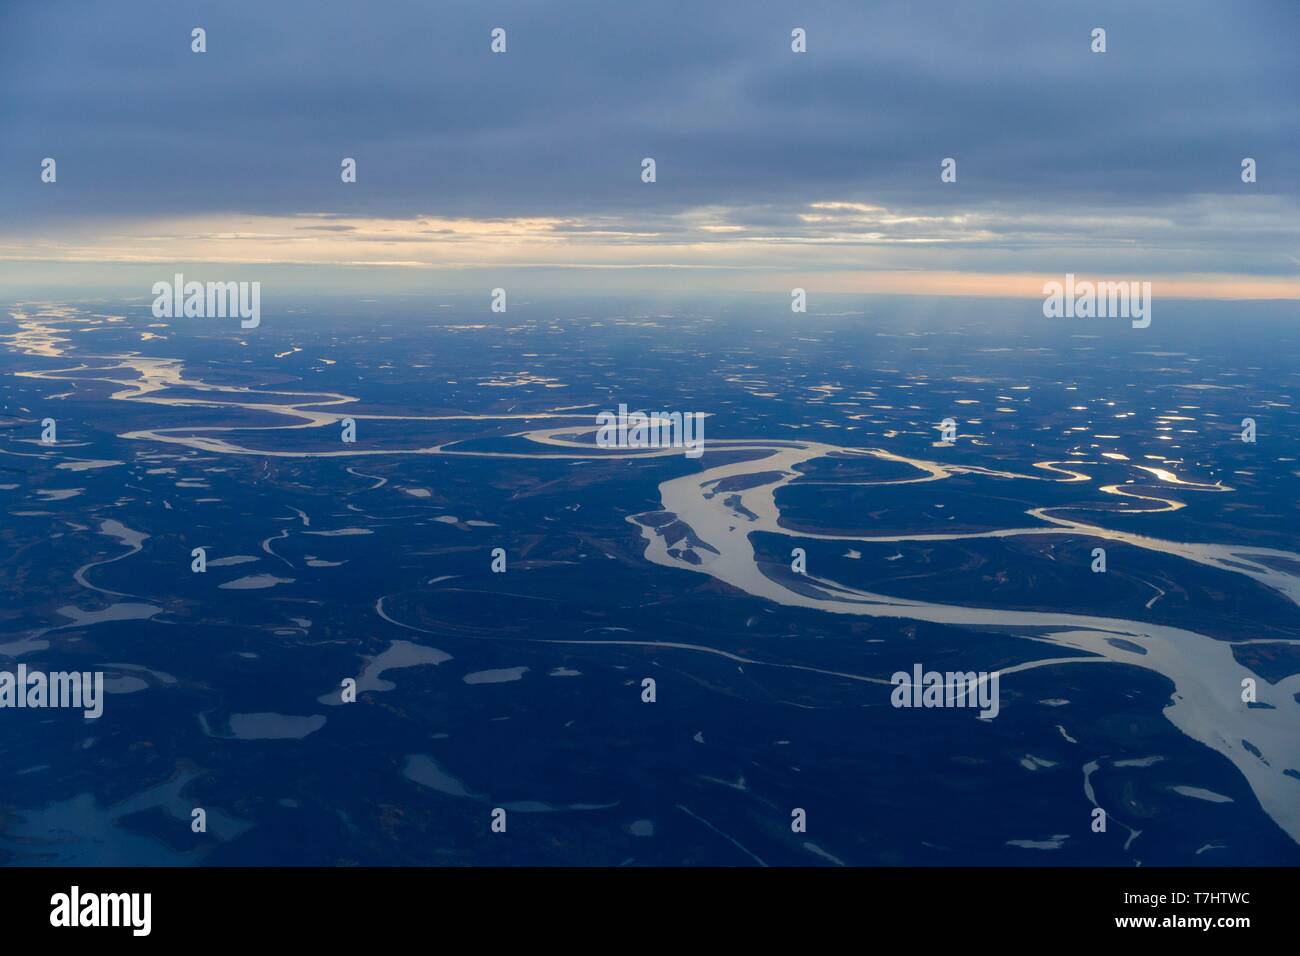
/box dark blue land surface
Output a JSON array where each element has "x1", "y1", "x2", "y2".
[{"x1": 1, "y1": 294, "x2": 1297, "y2": 865}]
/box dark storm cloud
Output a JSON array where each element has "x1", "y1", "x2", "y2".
[{"x1": 2, "y1": 0, "x2": 1297, "y2": 228}]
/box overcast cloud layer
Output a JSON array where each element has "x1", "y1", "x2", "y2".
[{"x1": 1, "y1": 0, "x2": 1297, "y2": 290}]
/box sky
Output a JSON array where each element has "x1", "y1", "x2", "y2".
[{"x1": 1, "y1": 0, "x2": 1298, "y2": 298}]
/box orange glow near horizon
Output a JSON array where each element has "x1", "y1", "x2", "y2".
[
  {"x1": 755, "y1": 271, "x2": 1300, "y2": 300},
  {"x1": 2, "y1": 213, "x2": 1298, "y2": 301}
]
